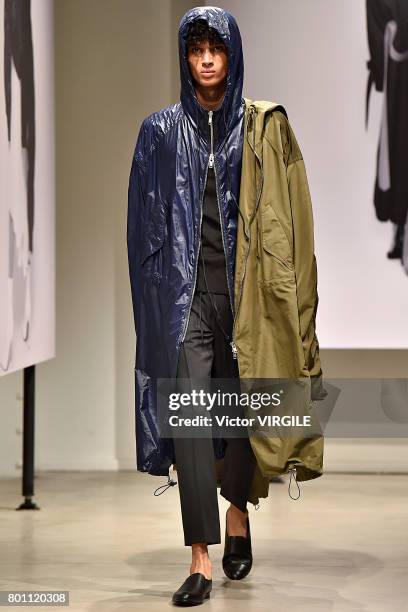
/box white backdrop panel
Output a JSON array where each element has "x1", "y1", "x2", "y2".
[{"x1": 0, "y1": 0, "x2": 55, "y2": 375}]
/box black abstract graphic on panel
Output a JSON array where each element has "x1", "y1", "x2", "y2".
[
  {"x1": 366, "y1": 0, "x2": 408, "y2": 272},
  {"x1": 2, "y1": 0, "x2": 35, "y2": 371}
]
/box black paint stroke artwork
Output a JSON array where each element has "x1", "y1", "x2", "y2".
[{"x1": 366, "y1": 0, "x2": 408, "y2": 272}]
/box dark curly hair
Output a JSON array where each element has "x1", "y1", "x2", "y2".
[{"x1": 185, "y1": 18, "x2": 226, "y2": 51}]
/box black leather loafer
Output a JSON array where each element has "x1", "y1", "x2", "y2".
[
  {"x1": 171, "y1": 572, "x2": 212, "y2": 606},
  {"x1": 222, "y1": 513, "x2": 253, "y2": 580}
]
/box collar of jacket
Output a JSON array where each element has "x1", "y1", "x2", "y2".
[
  {"x1": 239, "y1": 97, "x2": 289, "y2": 239},
  {"x1": 190, "y1": 98, "x2": 245, "y2": 151},
  {"x1": 243, "y1": 97, "x2": 288, "y2": 161}
]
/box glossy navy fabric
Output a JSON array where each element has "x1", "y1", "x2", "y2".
[{"x1": 127, "y1": 6, "x2": 245, "y2": 476}]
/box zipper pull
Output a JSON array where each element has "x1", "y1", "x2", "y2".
[
  {"x1": 208, "y1": 110, "x2": 214, "y2": 167},
  {"x1": 230, "y1": 340, "x2": 238, "y2": 359}
]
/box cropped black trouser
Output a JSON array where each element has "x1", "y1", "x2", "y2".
[{"x1": 172, "y1": 290, "x2": 257, "y2": 546}]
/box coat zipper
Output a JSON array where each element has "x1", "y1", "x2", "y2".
[
  {"x1": 230, "y1": 106, "x2": 264, "y2": 360},
  {"x1": 178, "y1": 111, "x2": 212, "y2": 345},
  {"x1": 178, "y1": 106, "x2": 262, "y2": 354},
  {"x1": 210, "y1": 110, "x2": 236, "y2": 322}
]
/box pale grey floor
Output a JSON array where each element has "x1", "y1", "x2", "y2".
[{"x1": 0, "y1": 472, "x2": 407, "y2": 611}]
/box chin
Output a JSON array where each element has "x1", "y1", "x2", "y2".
[{"x1": 199, "y1": 76, "x2": 221, "y2": 87}]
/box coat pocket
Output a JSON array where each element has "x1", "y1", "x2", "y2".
[
  {"x1": 140, "y1": 222, "x2": 167, "y2": 284},
  {"x1": 259, "y1": 202, "x2": 295, "y2": 282}
]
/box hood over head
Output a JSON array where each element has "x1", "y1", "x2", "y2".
[{"x1": 178, "y1": 6, "x2": 244, "y2": 145}]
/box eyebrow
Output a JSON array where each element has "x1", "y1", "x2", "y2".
[{"x1": 188, "y1": 42, "x2": 226, "y2": 48}]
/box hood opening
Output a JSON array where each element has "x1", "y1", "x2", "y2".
[{"x1": 178, "y1": 6, "x2": 244, "y2": 136}]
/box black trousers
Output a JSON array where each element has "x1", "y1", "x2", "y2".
[{"x1": 172, "y1": 290, "x2": 257, "y2": 546}]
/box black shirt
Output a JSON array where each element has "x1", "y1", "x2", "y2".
[{"x1": 195, "y1": 166, "x2": 229, "y2": 294}]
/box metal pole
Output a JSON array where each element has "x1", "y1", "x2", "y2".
[{"x1": 16, "y1": 364, "x2": 40, "y2": 510}]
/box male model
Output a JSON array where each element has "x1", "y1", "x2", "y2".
[{"x1": 127, "y1": 5, "x2": 325, "y2": 606}]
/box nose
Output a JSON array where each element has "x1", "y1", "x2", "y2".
[{"x1": 202, "y1": 49, "x2": 214, "y2": 67}]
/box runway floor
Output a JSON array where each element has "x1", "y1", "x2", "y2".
[{"x1": 0, "y1": 472, "x2": 407, "y2": 611}]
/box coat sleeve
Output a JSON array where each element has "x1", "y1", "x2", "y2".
[
  {"x1": 127, "y1": 120, "x2": 147, "y2": 341},
  {"x1": 282, "y1": 117, "x2": 328, "y2": 401}
]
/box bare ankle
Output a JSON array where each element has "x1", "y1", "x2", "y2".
[
  {"x1": 228, "y1": 504, "x2": 248, "y2": 520},
  {"x1": 190, "y1": 543, "x2": 212, "y2": 579},
  {"x1": 226, "y1": 505, "x2": 248, "y2": 536},
  {"x1": 191, "y1": 542, "x2": 208, "y2": 554}
]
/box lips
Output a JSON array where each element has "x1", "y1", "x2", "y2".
[{"x1": 201, "y1": 71, "x2": 215, "y2": 75}]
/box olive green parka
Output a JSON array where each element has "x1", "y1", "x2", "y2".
[{"x1": 214, "y1": 98, "x2": 328, "y2": 505}]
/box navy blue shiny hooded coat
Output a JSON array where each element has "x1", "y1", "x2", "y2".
[{"x1": 127, "y1": 7, "x2": 245, "y2": 477}]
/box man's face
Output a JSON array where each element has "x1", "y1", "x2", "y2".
[{"x1": 187, "y1": 39, "x2": 228, "y2": 89}]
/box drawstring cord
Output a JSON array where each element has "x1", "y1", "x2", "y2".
[
  {"x1": 201, "y1": 258, "x2": 231, "y2": 342},
  {"x1": 222, "y1": 100, "x2": 246, "y2": 223},
  {"x1": 250, "y1": 104, "x2": 256, "y2": 189},
  {"x1": 199, "y1": 288, "x2": 204, "y2": 345},
  {"x1": 288, "y1": 468, "x2": 301, "y2": 500},
  {"x1": 153, "y1": 469, "x2": 302, "y2": 499},
  {"x1": 153, "y1": 473, "x2": 178, "y2": 496}
]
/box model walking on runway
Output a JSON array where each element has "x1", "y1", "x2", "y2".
[{"x1": 127, "y1": 5, "x2": 326, "y2": 606}]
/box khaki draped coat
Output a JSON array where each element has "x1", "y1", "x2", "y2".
[{"x1": 214, "y1": 98, "x2": 327, "y2": 505}]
